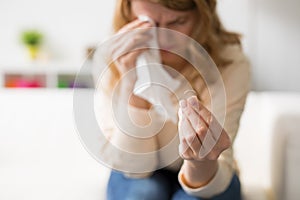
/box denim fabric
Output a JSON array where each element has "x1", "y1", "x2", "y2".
[{"x1": 107, "y1": 169, "x2": 241, "y2": 200}]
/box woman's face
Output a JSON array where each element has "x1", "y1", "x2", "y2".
[{"x1": 130, "y1": 0, "x2": 198, "y2": 69}]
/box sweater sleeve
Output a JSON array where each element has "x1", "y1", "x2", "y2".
[
  {"x1": 94, "y1": 86, "x2": 167, "y2": 177},
  {"x1": 178, "y1": 45, "x2": 251, "y2": 198},
  {"x1": 92, "y1": 50, "x2": 166, "y2": 177}
]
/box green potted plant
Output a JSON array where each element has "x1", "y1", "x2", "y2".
[{"x1": 20, "y1": 30, "x2": 43, "y2": 60}]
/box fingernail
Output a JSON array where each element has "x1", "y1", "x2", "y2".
[
  {"x1": 190, "y1": 100, "x2": 197, "y2": 108},
  {"x1": 188, "y1": 96, "x2": 197, "y2": 106},
  {"x1": 179, "y1": 100, "x2": 187, "y2": 108}
]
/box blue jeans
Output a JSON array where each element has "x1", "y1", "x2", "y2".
[{"x1": 107, "y1": 169, "x2": 241, "y2": 200}]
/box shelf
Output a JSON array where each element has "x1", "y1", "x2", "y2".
[
  {"x1": 0, "y1": 60, "x2": 94, "y2": 89},
  {"x1": 5, "y1": 74, "x2": 46, "y2": 88},
  {"x1": 57, "y1": 74, "x2": 93, "y2": 88}
]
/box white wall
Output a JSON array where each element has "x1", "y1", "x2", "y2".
[
  {"x1": 1, "y1": 0, "x2": 300, "y2": 91},
  {"x1": 251, "y1": 0, "x2": 300, "y2": 91},
  {"x1": 218, "y1": 0, "x2": 300, "y2": 91},
  {"x1": 0, "y1": 0, "x2": 116, "y2": 63}
]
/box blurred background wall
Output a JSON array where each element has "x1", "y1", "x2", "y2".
[
  {"x1": 0, "y1": 0, "x2": 115, "y2": 64},
  {"x1": 218, "y1": 0, "x2": 300, "y2": 91},
  {"x1": 0, "y1": 0, "x2": 300, "y2": 91}
]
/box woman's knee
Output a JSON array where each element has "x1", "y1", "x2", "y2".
[
  {"x1": 127, "y1": 178, "x2": 169, "y2": 200},
  {"x1": 107, "y1": 171, "x2": 171, "y2": 200},
  {"x1": 172, "y1": 189, "x2": 203, "y2": 200}
]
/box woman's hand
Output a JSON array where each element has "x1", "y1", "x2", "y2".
[
  {"x1": 177, "y1": 95, "x2": 231, "y2": 187},
  {"x1": 111, "y1": 19, "x2": 154, "y2": 109},
  {"x1": 110, "y1": 19, "x2": 153, "y2": 84},
  {"x1": 178, "y1": 95, "x2": 231, "y2": 162}
]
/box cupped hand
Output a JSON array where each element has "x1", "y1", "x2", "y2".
[{"x1": 178, "y1": 96, "x2": 231, "y2": 161}]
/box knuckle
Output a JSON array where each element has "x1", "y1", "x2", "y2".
[
  {"x1": 185, "y1": 135, "x2": 196, "y2": 144},
  {"x1": 197, "y1": 128, "x2": 206, "y2": 138},
  {"x1": 195, "y1": 123, "x2": 202, "y2": 133},
  {"x1": 207, "y1": 115, "x2": 213, "y2": 124}
]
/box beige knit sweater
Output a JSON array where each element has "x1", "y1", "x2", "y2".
[{"x1": 94, "y1": 44, "x2": 250, "y2": 198}]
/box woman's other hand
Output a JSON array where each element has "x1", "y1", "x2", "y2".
[{"x1": 178, "y1": 95, "x2": 231, "y2": 161}]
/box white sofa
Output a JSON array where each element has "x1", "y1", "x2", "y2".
[
  {"x1": 234, "y1": 92, "x2": 300, "y2": 200},
  {"x1": 0, "y1": 89, "x2": 299, "y2": 200}
]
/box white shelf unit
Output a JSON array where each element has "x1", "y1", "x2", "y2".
[{"x1": 0, "y1": 61, "x2": 94, "y2": 89}]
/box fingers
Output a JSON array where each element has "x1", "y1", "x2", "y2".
[
  {"x1": 180, "y1": 99, "x2": 211, "y2": 158},
  {"x1": 182, "y1": 99, "x2": 208, "y2": 138},
  {"x1": 178, "y1": 100, "x2": 202, "y2": 157},
  {"x1": 109, "y1": 19, "x2": 154, "y2": 77},
  {"x1": 179, "y1": 96, "x2": 232, "y2": 161},
  {"x1": 111, "y1": 23, "x2": 153, "y2": 60},
  {"x1": 187, "y1": 96, "x2": 223, "y2": 141},
  {"x1": 179, "y1": 139, "x2": 194, "y2": 160},
  {"x1": 115, "y1": 19, "x2": 153, "y2": 51},
  {"x1": 181, "y1": 96, "x2": 217, "y2": 157},
  {"x1": 187, "y1": 96, "x2": 211, "y2": 126},
  {"x1": 116, "y1": 48, "x2": 149, "y2": 75},
  {"x1": 185, "y1": 96, "x2": 232, "y2": 158},
  {"x1": 118, "y1": 19, "x2": 152, "y2": 34}
]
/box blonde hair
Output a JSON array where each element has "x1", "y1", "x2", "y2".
[{"x1": 108, "y1": 0, "x2": 241, "y2": 89}]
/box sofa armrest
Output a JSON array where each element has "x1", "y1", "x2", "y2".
[{"x1": 270, "y1": 114, "x2": 300, "y2": 200}]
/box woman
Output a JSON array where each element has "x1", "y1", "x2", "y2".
[{"x1": 94, "y1": 0, "x2": 250, "y2": 199}]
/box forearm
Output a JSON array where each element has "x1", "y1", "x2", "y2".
[
  {"x1": 113, "y1": 79, "x2": 157, "y2": 143},
  {"x1": 181, "y1": 160, "x2": 218, "y2": 188},
  {"x1": 120, "y1": 80, "x2": 151, "y2": 109},
  {"x1": 109, "y1": 80, "x2": 158, "y2": 171}
]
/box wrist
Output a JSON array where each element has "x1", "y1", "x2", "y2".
[
  {"x1": 119, "y1": 82, "x2": 151, "y2": 109},
  {"x1": 181, "y1": 160, "x2": 218, "y2": 188},
  {"x1": 129, "y1": 94, "x2": 151, "y2": 109},
  {"x1": 185, "y1": 159, "x2": 217, "y2": 169}
]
